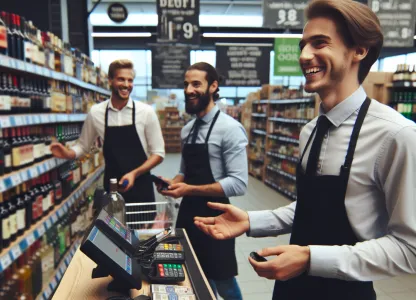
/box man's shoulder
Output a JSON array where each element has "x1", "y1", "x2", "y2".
[
  {"x1": 133, "y1": 100, "x2": 154, "y2": 113},
  {"x1": 218, "y1": 111, "x2": 246, "y2": 131},
  {"x1": 367, "y1": 99, "x2": 415, "y2": 132},
  {"x1": 90, "y1": 99, "x2": 109, "y2": 114}
]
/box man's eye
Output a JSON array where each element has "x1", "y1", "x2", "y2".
[{"x1": 313, "y1": 40, "x2": 326, "y2": 48}]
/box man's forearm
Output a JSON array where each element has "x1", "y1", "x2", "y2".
[
  {"x1": 132, "y1": 154, "x2": 163, "y2": 178},
  {"x1": 188, "y1": 182, "x2": 225, "y2": 197},
  {"x1": 172, "y1": 174, "x2": 185, "y2": 184}
]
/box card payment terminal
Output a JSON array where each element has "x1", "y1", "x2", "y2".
[
  {"x1": 80, "y1": 225, "x2": 142, "y2": 291},
  {"x1": 94, "y1": 208, "x2": 140, "y2": 255}
]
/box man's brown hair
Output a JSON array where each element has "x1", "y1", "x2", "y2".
[
  {"x1": 108, "y1": 59, "x2": 135, "y2": 79},
  {"x1": 306, "y1": 0, "x2": 384, "y2": 84}
]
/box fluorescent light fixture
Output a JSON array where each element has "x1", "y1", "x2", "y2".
[
  {"x1": 91, "y1": 32, "x2": 152, "y2": 37},
  {"x1": 203, "y1": 33, "x2": 303, "y2": 38},
  {"x1": 414, "y1": 35, "x2": 416, "y2": 39}
]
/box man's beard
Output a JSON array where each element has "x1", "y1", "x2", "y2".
[
  {"x1": 111, "y1": 85, "x2": 130, "y2": 101},
  {"x1": 185, "y1": 88, "x2": 211, "y2": 114}
]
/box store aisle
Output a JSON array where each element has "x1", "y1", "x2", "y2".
[{"x1": 153, "y1": 154, "x2": 416, "y2": 300}]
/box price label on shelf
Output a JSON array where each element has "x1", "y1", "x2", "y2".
[
  {"x1": 44, "y1": 286, "x2": 52, "y2": 299},
  {"x1": 26, "y1": 63, "x2": 34, "y2": 73},
  {"x1": 25, "y1": 115, "x2": 33, "y2": 125},
  {"x1": 60, "y1": 264, "x2": 67, "y2": 275},
  {"x1": 0, "y1": 116, "x2": 11, "y2": 128},
  {"x1": 34, "y1": 65, "x2": 42, "y2": 76},
  {"x1": 29, "y1": 166, "x2": 39, "y2": 178},
  {"x1": 37, "y1": 164, "x2": 45, "y2": 174},
  {"x1": 14, "y1": 116, "x2": 24, "y2": 126},
  {"x1": 26, "y1": 232, "x2": 35, "y2": 246},
  {"x1": 21, "y1": 170, "x2": 29, "y2": 182},
  {"x1": 51, "y1": 214, "x2": 58, "y2": 223},
  {"x1": 0, "y1": 181, "x2": 6, "y2": 193},
  {"x1": 11, "y1": 245, "x2": 22, "y2": 260},
  {"x1": 40, "y1": 115, "x2": 50, "y2": 123},
  {"x1": 42, "y1": 68, "x2": 51, "y2": 77},
  {"x1": 57, "y1": 209, "x2": 63, "y2": 218},
  {"x1": 37, "y1": 224, "x2": 46, "y2": 236},
  {"x1": 16, "y1": 60, "x2": 26, "y2": 71},
  {"x1": 11, "y1": 174, "x2": 21, "y2": 186},
  {"x1": 45, "y1": 219, "x2": 52, "y2": 229},
  {"x1": 50, "y1": 277, "x2": 58, "y2": 289},
  {"x1": 33, "y1": 115, "x2": 40, "y2": 124},
  {"x1": 49, "y1": 114, "x2": 57, "y2": 123},
  {"x1": 0, "y1": 254, "x2": 12, "y2": 270}
]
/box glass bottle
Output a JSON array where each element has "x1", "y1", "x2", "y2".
[{"x1": 104, "y1": 178, "x2": 126, "y2": 224}]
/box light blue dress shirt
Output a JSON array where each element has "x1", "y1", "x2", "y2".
[{"x1": 179, "y1": 105, "x2": 249, "y2": 197}]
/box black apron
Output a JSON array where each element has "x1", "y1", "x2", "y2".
[
  {"x1": 103, "y1": 101, "x2": 156, "y2": 228},
  {"x1": 273, "y1": 97, "x2": 376, "y2": 300},
  {"x1": 176, "y1": 110, "x2": 238, "y2": 280}
]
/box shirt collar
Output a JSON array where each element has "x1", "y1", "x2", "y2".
[
  {"x1": 108, "y1": 97, "x2": 133, "y2": 111},
  {"x1": 319, "y1": 86, "x2": 367, "y2": 127},
  {"x1": 199, "y1": 105, "x2": 219, "y2": 124}
]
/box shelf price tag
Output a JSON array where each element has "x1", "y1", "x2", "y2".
[
  {"x1": 11, "y1": 245, "x2": 22, "y2": 260},
  {"x1": 0, "y1": 116, "x2": 11, "y2": 128},
  {"x1": 40, "y1": 115, "x2": 49, "y2": 123},
  {"x1": 33, "y1": 115, "x2": 40, "y2": 124},
  {"x1": 29, "y1": 166, "x2": 39, "y2": 178},
  {"x1": 45, "y1": 219, "x2": 52, "y2": 229},
  {"x1": 26, "y1": 233, "x2": 35, "y2": 245},
  {"x1": 20, "y1": 170, "x2": 29, "y2": 182},
  {"x1": 37, "y1": 164, "x2": 46, "y2": 174},
  {"x1": 44, "y1": 286, "x2": 52, "y2": 299},
  {"x1": 26, "y1": 63, "x2": 34, "y2": 73},
  {"x1": 0, "y1": 254, "x2": 12, "y2": 270},
  {"x1": 16, "y1": 60, "x2": 26, "y2": 71},
  {"x1": 50, "y1": 277, "x2": 58, "y2": 289},
  {"x1": 37, "y1": 224, "x2": 46, "y2": 236},
  {"x1": 51, "y1": 214, "x2": 58, "y2": 223},
  {"x1": 0, "y1": 181, "x2": 6, "y2": 193}
]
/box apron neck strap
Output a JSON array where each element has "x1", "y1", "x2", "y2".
[
  {"x1": 205, "y1": 110, "x2": 221, "y2": 144},
  {"x1": 299, "y1": 125, "x2": 317, "y2": 164},
  {"x1": 105, "y1": 100, "x2": 135, "y2": 128},
  {"x1": 342, "y1": 97, "x2": 371, "y2": 171}
]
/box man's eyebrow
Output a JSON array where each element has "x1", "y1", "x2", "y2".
[{"x1": 299, "y1": 34, "x2": 331, "y2": 48}]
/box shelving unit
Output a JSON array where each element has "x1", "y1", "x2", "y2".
[
  {"x1": 158, "y1": 107, "x2": 184, "y2": 153},
  {"x1": 248, "y1": 91, "x2": 318, "y2": 201},
  {"x1": 0, "y1": 114, "x2": 87, "y2": 129},
  {"x1": 0, "y1": 165, "x2": 104, "y2": 273},
  {"x1": 0, "y1": 54, "x2": 110, "y2": 96}
]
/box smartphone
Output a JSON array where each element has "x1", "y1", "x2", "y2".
[
  {"x1": 250, "y1": 251, "x2": 267, "y2": 262},
  {"x1": 150, "y1": 175, "x2": 170, "y2": 191}
]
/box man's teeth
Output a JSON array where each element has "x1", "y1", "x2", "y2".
[{"x1": 305, "y1": 67, "x2": 323, "y2": 74}]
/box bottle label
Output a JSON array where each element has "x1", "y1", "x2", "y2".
[
  {"x1": 2, "y1": 217, "x2": 10, "y2": 239},
  {"x1": 17, "y1": 208, "x2": 25, "y2": 230},
  {"x1": 1, "y1": 95, "x2": 11, "y2": 111},
  {"x1": 49, "y1": 51, "x2": 55, "y2": 70},
  {"x1": 0, "y1": 25, "x2": 7, "y2": 49},
  {"x1": 24, "y1": 41, "x2": 32, "y2": 61},
  {"x1": 32, "y1": 200, "x2": 37, "y2": 220},
  {"x1": 5, "y1": 153, "x2": 11, "y2": 168},
  {"x1": 9, "y1": 213, "x2": 17, "y2": 235},
  {"x1": 55, "y1": 183, "x2": 62, "y2": 201},
  {"x1": 34, "y1": 143, "x2": 42, "y2": 159},
  {"x1": 12, "y1": 146, "x2": 21, "y2": 167},
  {"x1": 49, "y1": 190, "x2": 55, "y2": 207},
  {"x1": 36, "y1": 195, "x2": 43, "y2": 219},
  {"x1": 43, "y1": 194, "x2": 49, "y2": 212},
  {"x1": 411, "y1": 73, "x2": 416, "y2": 82}
]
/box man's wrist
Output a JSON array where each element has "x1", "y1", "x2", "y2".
[{"x1": 304, "y1": 246, "x2": 311, "y2": 275}]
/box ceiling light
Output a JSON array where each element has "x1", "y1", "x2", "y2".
[
  {"x1": 92, "y1": 32, "x2": 152, "y2": 37},
  {"x1": 203, "y1": 33, "x2": 303, "y2": 38}
]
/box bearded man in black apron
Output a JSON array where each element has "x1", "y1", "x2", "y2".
[
  {"x1": 50, "y1": 59, "x2": 165, "y2": 227},
  {"x1": 194, "y1": 1, "x2": 416, "y2": 299},
  {"x1": 159, "y1": 62, "x2": 249, "y2": 300}
]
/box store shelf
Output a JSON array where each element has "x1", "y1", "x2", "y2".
[
  {"x1": 0, "y1": 54, "x2": 110, "y2": 96},
  {"x1": 252, "y1": 129, "x2": 267, "y2": 136},
  {"x1": 268, "y1": 98, "x2": 315, "y2": 104},
  {"x1": 268, "y1": 117, "x2": 310, "y2": 124},
  {"x1": 250, "y1": 142, "x2": 265, "y2": 149},
  {"x1": 0, "y1": 165, "x2": 104, "y2": 273},
  {"x1": 251, "y1": 113, "x2": 267, "y2": 117},
  {"x1": 266, "y1": 166, "x2": 296, "y2": 181},
  {"x1": 248, "y1": 171, "x2": 263, "y2": 180},
  {"x1": 248, "y1": 157, "x2": 264, "y2": 164},
  {"x1": 268, "y1": 134, "x2": 299, "y2": 144},
  {"x1": 265, "y1": 179, "x2": 297, "y2": 201},
  {"x1": 38, "y1": 238, "x2": 82, "y2": 300},
  {"x1": 392, "y1": 81, "x2": 416, "y2": 88},
  {"x1": 267, "y1": 152, "x2": 298, "y2": 163},
  {"x1": 0, "y1": 157, "x2": 68, "y2": 193},
  {"x1": 0, "y1": 114, "x2": 87, "y2": 129}
]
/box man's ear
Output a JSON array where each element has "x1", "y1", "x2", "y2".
[
  {"x1": 209, "y1": 80, "x2": 218, "y2": 94},
  {"x1": 353, "y1": 46, "x2": 369, "y2": 63}
]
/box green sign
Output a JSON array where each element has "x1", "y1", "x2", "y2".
[{"x1": 274, "y1": 38, "x2": 303, "y2": 76}]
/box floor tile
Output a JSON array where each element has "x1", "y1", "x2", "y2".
[
  {"x1": 237, "y1": 279, "x2": 270, "y2": 295},
  {"x1": 388, "y1": 291, "x2": 416, "y2": 300},
  {"x1": 375, "y1": 278, "x2": 413, "y2": 294}
]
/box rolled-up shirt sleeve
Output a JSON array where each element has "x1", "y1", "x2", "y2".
[
  {"x1": 71, "y1": 112, "x2": 98, "y2": 159},
  {"x1": 145, "y1": 108, "x2": 165, "y2": 158},
  {"x1": 218, "y1": 125, "x2": 248, "y2": 197}
]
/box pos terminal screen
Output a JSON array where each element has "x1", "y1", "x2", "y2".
[{"x1": 87, "y1": 226, "x2": 133, "y2": 275}]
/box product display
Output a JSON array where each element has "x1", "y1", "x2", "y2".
[{"x1": 158, "y1": 107, "x2": 184, "y2": 153}]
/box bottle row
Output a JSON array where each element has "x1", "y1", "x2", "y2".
[
  {"x1": 0, "y1": 186, "x2": 96, "y2": 300},
  {"x1": 0, "y1": 72, "x2": 107, "y2": 115},
  {"x1": 393, "y1": 64, "x2": 416, "y2": 83},
  {"x1": 0, "y1": 123, "x2": 83, "y2": 176},
  {"x1": 0, "y1": 11, "x2": 108, "y2": 89},
  {"x1": 0, "y1": 158, "x2": 101, "y2": 252},
  {"x1": 391, "y1": 91, "x2": 416, "y2": 121},
  {"x1": 269, "y1": 103, "x2": 315, "y2": 120}
]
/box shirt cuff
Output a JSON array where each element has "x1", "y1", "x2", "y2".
[
  {"x1": 308, "y1": 245, "x2": 342, "y2": 279},
  {"x1": 71, "y1": 145, "x2": 84, "y2": 159},
  {"x1": 246, "y1": 211, "x2": 278, "y2": 237}
]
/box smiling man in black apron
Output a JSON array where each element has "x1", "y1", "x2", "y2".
[
  {"x1": 50, "y1": 59, "x2": 165, "y2": 227},
  {"x1": 159, "y1": 62, "x2": 248, "y2": 299},
  {"x1": 194, "y1": 1, "x2": 416, "y2": 299}
]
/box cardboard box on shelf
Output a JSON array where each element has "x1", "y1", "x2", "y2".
[{"x1": 362, "y1": 72, "x2": 393, "y2": 105}]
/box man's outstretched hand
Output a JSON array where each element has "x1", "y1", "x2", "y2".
[{"x1": 194, "y1": 202, "x2": 250, "y2": 240}]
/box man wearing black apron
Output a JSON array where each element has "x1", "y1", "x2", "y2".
[
  {"x1": 194, "y1": 1, "x2": 416, "y2": 299},
  {"x1": 159, "y1": 62, "x2": 248, "y2": 300},
  {"x1": 50, "y1": 59, "x2": 165, "y2": 227}
]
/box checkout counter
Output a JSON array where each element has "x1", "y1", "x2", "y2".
[{"x1": 52, "y1": 225, "x2": 216, "y2": 300}]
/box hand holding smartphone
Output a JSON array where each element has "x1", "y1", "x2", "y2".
[{"x1": 150, "y1": 175, "x2": 170, "y2": 191}]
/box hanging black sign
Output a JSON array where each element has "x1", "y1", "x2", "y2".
[
  {"x1": 216, "y1": 44, "x2": 271, "y2": 87},
  {"x1": 263, "y1": 0, "x2": 308, "y2": 29},
  {"x1": 107, "y1": 3, "x2": 128, "y2": 23},
  {"x1": 151, "y1": 45, "x2": 190, "y2": 89},
  {"x1": 368, "y1": 0, "x2": 416, "y2": 47},
  {"x1": 157, "y1": 0, "x2": 200, "y2": 45}
]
